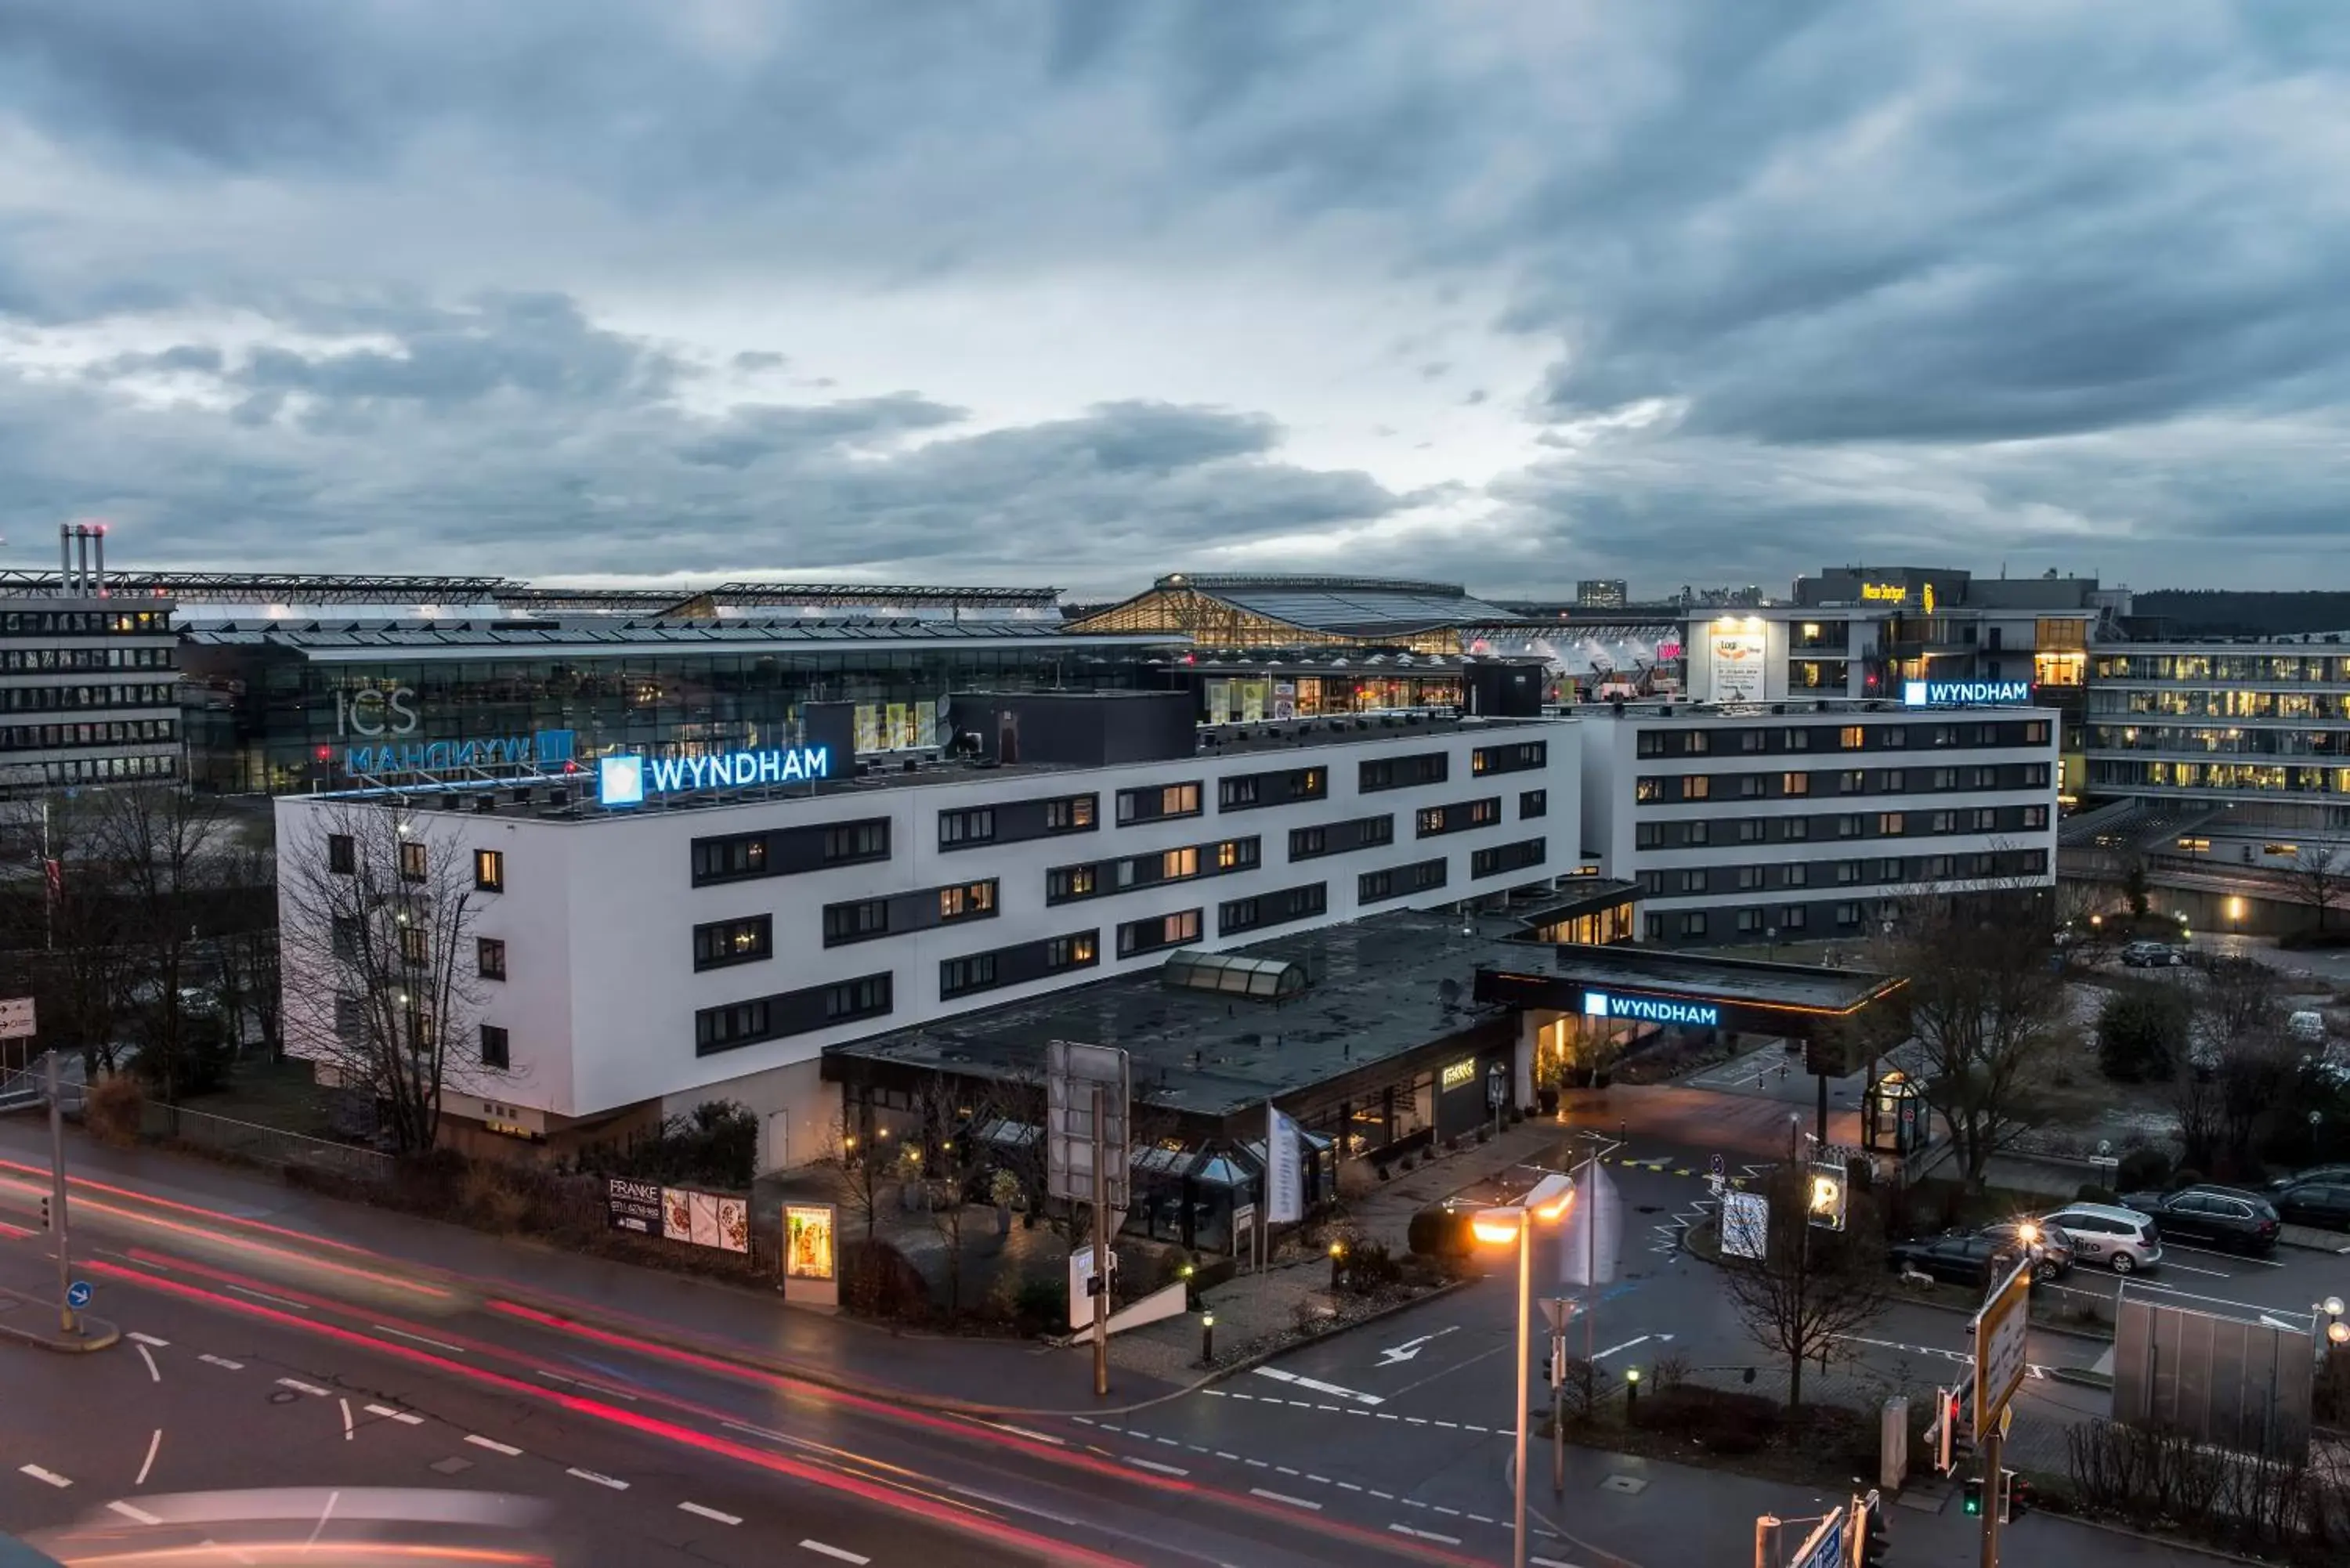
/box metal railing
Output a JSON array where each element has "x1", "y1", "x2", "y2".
[
  {"x1": 0, "y1": 1064, "x2": 79, "y2": 1113},
  {"x1": 139, "y1": 1101, "x2": 393, "y2": 1184}
]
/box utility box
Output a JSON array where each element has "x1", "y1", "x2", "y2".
[{"x1": 1880, "y1": 1395, "x2": 1910, "y2": 1492}]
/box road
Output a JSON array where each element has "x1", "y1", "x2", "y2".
[{"x1": 0, "y1": 1150, "x2": 1516, "y2": 1568}]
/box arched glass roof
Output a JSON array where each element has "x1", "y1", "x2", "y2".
[{"x1": 1160, "y1": 948, "x2": 1307, "y2": 1000}]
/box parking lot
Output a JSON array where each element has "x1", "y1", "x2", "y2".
[{"x1": 2034, "y1": 1227, "x2": 2348, "y2": 1321}]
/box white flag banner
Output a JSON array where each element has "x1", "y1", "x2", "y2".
[
  {"x1": 1266, "y1": 1104, "x2": 1305, "y2": 1223},
  {"x1": 1558, "y1": 1161, "x2": 1622, "y2": 1288}
]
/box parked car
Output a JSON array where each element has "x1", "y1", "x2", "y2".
[
  {"x1": 2117, "y1": 1186, "x2": 2281, "y2": 1255},
  {"x1": 2037, "y1": 1202, "x2": 2164, "y2": 1274},
  {"x1": 1982, "y1": 1220, "x2": 2073, "y2": 1281},
  {"x1": 1889, "y1": 1233, "x2": 2026, "y2": 1291},
  {"x1": 2269, "y1": 1178, "x2": 2350, "y2": 1232},
  {"x1": 2267, "y1": 1163, "x2": 2350, "y2": 1192},
  {"x1": 2120, "y1": 941, "x2": 2184, "y2": 968}
]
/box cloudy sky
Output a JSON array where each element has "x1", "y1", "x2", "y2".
[{"x1": 2, "y1": 2, "x2": 2345, "y2": 598}]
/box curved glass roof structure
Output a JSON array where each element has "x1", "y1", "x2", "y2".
[{"x1": 1160, "y1": 948, "x2": 1309, "y2": 1000}]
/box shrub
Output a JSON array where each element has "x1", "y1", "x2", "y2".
[
  {"x1": 1345, "y1": 1239, "x2": 1405, "y2": 1293},
  {"x1": 1406, "y1": 1206, "x2": 1473, "y2": 1258},
  {"x1": 82, "y1": 1072, "x2": 144, "y2": 1147},
  {"x1": 2115, "y1": 1147, "x2": 2172, "y2": 1192},
  {"x1": 2098, "y1": 986, "x2": 2189, "y2": 1083},
  {"x1": 457, "y1": 1162, "x2": 530, "y2": 1232},
  {"x1": 841, "y1": 1238, "x2": 930, "y2": 1321},
  {"x1": 1014, "y1": 1275, "x2": 1064, "y2": 1332},
  {"x1": 1637, "y1": 1387, "x2": 1781, "y2": 1454},
  {"x1": 2075, "y1": 1183, "x2": 2120, "y2": 1205}
]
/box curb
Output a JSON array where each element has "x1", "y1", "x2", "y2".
[
  {"x1": 1893, "y1": 1288, "x2": 2117, "y2": 1344},
  {"x1": 0, "y1": 1312, "x2": 119, "y2": 1353},
  {"x1": 2047, "y1": 1366, "x2": 2113, "y2": 1392},
  {"x1": 2041, "y1": 1509, "x2": 2284, "y2": 1566}
]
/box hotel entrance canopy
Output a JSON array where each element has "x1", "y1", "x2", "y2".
[{"x1": 1475, "y1": 945, "x2": 1906, "y2": 1041}]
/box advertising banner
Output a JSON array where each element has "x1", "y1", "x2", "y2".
[
  {"x1": 786, "y1": 1205, "x2": 836, "y2": 1280},
  {"x1": 606, "y1": 1177, "x2": 662, "y2": 1236},
  {"x1": 1710, "y1": 631, "x2": 1766, "y2": 703},
  {"x1": 1720, "y1": 1190, "x2": 1770, "y2": 1259},
  {"x1": 612, "y1": 1178, "x2": 750, "y2": 1255},
  {"x1": 1266, "y1": 1104, "x2": 1305, "y2": 1223}
]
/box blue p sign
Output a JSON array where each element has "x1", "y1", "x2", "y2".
[{"x1": 65, "y1": 1281, "x2": 91, "y2": 1309}]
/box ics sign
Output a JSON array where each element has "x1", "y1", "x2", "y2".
[
  {"x1": 598, "y1": 746, "x2": 830, "y2": 806},
  {"x1": 1582, "y1": 990, "x2": 1720, "y2": 1028},
  {"x1": 1902, "y1": 679, "x2": 2033, "y2": 708}
]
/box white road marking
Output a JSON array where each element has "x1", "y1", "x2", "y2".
[
  {"x1": 276, "y1": 1378, "x2": 331, "y2": 1397},
  {"x1": 127, "y1": 1332, "x2": 169, "y2": 1348},
  {"x1": 340, "y1": 1399, "x2": 355, "y2": 1443},
  {"x1": 534, "y1": 1367, "x2": 637, "y2": 1401},
  {"x1": 1375, "y1": 1325, "x2": 1459, "y2": 1367},
  {"x1": 465, "y1": 1436, "x2": 522, "y2": 1456},
  {"x1": 135, "y1": 1429, "x2": 161, "y2": 1487},
  {"x1": 1589, "y1": 1334, "x2": 1654, "y2": 1360},
  {"x1": 678, "y1": 1501, "x2": 742, "y2": 1525},
  {"x1": 1126, "y1": 1457, "x2": 1189, "y2": 1476},
  {"x1": 1249, "y1": 1488, "x2": 1322, "y2": 1511},
  {"x1": 197, "y1": 1354, "x2": 244, "y2": 1371},
  {"x1": 107, "y1": 1500, "x2": 164, "y2": 1526},
  {"x1": 566, "y1": 1468, "x2": 628, "y2": 1490},
  {"x1": 989, "y1": 1424, "x2": 1064, "y2": 1446},
  {"x1": 1252, "y1": 1366, "x2": 1383, "y2": 1406},
  {"x1": 1533, "y1": 1556, "x2": 1582, "y2": 1567},
  {"x1": 20, "y1": 1465, "x2": 70, "y2": 1488},
  {"x1": 369, "y1": 1324, "x2": 466, "y2": 1353},
  {"x1": 2167, "y1": 1242, "x2": 2283, "y2": 1269},
  {"x1": 799, "y1": 1541, "x2": 870, "y2": 1565},
  {"x1": 229, "y1": 1284, "x2": 309, "y2": 1311},
  {"x1": 364, "y1": 1404, "x2": 425, "y2": 1425},
  {"x1": 1390, "y1": 1523, "x2": 1462, "y2": 1545},
  {"x1": 136, "y1": 1344, "x2": 161, "y2": 1382},
  {"x1": 2157, "y1": 1259, "x2": 2230, "y2": 1278}
]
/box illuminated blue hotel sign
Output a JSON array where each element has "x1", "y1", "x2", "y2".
[
  {"x1": 598, "y1": 746, "x2": 831, "y2": 807},
  {"x1": 1582, "y1": 989, "x2": 1720, "y2": 1028},
  {"x1": 345, "y1": 729, "x2": 574, "y2": 775},
  {"x1": 1902, "y1": 679, "x2": 2032, "y2": 708}
]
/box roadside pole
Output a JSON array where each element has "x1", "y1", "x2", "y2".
[
  {"x1": 1090, "y1": 1083, "x2": 1109, "y2": 1397},
  {"x1": 46, "y1": 1050, "x2": 76, "y2": 1335},
  {"x1": 1978, "y1": 1425, "x2": 2004, "y2": 1568}
]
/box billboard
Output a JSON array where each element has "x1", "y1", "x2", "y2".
[
  {"x1": 786, "y1": 1205, "x2": 836, "y2": 1281},
  {"x1": 1972, "y1": 1259, "x2": 2033, "y2": 1437},
  {"x1": 1709, "y1": 630, "x2": 1766, "y2": 703},
  {"x1": 606, "y1": 1177, "x2": 748, "y2": 1255}
]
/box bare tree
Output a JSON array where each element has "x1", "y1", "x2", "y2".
[
  {"x1": 212, "y1": 833, "x2": 283, "y2": 1061},
  {"x1": 2290, "y1": 846, "x2": 2343, "y2": 933},
  {"x1": 280, "y1": 802, "x2": 486, "y2": 1154},
  {"x1": 1875, "y1": 883, "x2": 2070, "y2": 1190},
  {"x1": 35, "y1": 794, "x2": 132, "y2": 1077},
  {"x1": 821, "y1": 1111, "x2": 890, "y2": 1242},
  {"x1": 1717, "y1": 1165, "x2": 1890, "y2": 1411},
  {"x1": 96, "y1": 785, "x2": 232, "y2": 1101}
]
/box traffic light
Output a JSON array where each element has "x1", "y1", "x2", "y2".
[
  {"x1": 1806, "y1": 1164, "x2": 1848, "y2": 1231},
  {"x1": 1856, "y1": 1495, "x2": 1892, "y2": 1567},
  {"x1": 37, "y1": 1194, "x2": 49, "y2": 1231},
  {"x1": 1927, "y1": 1385, "x2": 1959, "y2": 1474},
  {"x1": 1961, "y1": 1476, "x2": 1984, "y2": 1516},
  {"x1": 1997, "y1": 1469, "x2": 2033, "y2": 1523}
]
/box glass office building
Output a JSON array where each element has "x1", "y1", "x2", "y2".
[{"x1": 180, "y1": 619, "x2": 1180, "y2": 795}]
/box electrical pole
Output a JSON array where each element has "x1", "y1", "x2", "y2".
[
  {"x1": 1511, "y1": 1217, "x2": 1530, "y2": 1568},
  {"x1": 46, "y1": 1050, "x2": 74, "y2": 1335},
  {"x1": 1815, "y1": 1069, "x2": 1829, "y2": 1150},
  {"x1": 1090, "y1": 1083, "x2": 1110, "y2": 1398}
]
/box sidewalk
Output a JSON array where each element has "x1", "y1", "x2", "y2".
[{"x1": 0, "y1": 1118, "x2": 1174, "y2": 1414}]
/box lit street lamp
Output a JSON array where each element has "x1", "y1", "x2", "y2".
[{"x1": 1470, "y1": 1171, "x2": 1578, "y2": 1568}]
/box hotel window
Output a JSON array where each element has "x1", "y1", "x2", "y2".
[
  {"x1": 474, "y1": 849, "x2": 504, "y2": 893},
  {"x1": 1880, "y1": 727, "x2": 1907, "y2": 748},
  {"x1": 1932, "y1": 768, "x2": 1958, "y2": 789},
  {"x1": 1361, "y1": 815, "x2": 1394, "y2": 846},
  {"x1": 399, "y1": 840, "x2": 428, "y2": 883},
  {"x1": 1839, "y1": 769, "x2": 1866, "y2": 793},
  {"x1": 1470, "y1": 839, "x2": 1543, "y2": 879},
  {"x1": 1045, "y1": 795, "x2": 1097, "y2": 832},
  {"x1": 476, "y1": 938, "x2": 506, "y2": 981},
  {"x1": 1679, "y1": 912, "x2": 1708, "y2": 938},
  {"x1": 1782, "y1": 772, "x2": 1810, "y2": 796},
  {"x1": 1972, "y1": 807, "x2": 1998, "y2": 831},
  {"x1": 1638, "y1": 870, "x2": 1664, "y2": 894},
  {"x1": 1737, "y1": 818, "x2": 1766, "y2": 843},
  {"x1": 1925, "y1": 855, "x2": 1954, "y2": 878},
  {"x1": 939, "y1": 807, "x2": 996, "y2": 848},
  {"x1": 693, "y1": 915, "x2": 772, "y2": 970},
  {"x1": 1930, "y1": 811, "x2": 1955, "y2": 833},
  {"x1": 1116, "y1": 782, "x2": 1202, "y2": 825},
  {"x1": 1737, "y1": 729, "x2": 1766, "y2": 753},
  {"x1": 1220, "y1": 775, "x2": 1260, "y2": 809},
  {"x1": 1878, "y1": 812, "x2": 1905, "y2": 834},
  {"x1": 1358, "y1": 753, "x2": 1448, "y2": 792},
  {"x1": 331, "y1": 916, "x2": 360, "y2": 960},
  {"x1": 1781, "y1": 905, "x2": 1808, "y2": 930},
  {"x1": 1838, "y1": 815, "x2": 1864, "y2": 838},
  {"x1": 1876, "y1": 857, "x2": 1905, "y2": 880},
  {"x1": 1737, "y1": 775, "x2": 1766, "y2": 798},
  {"x1": 1289, "y1": 826, "x2": 1326, "y2": 858},
  {"x1": 479, "y1": 1024, "x2": 510, "y2": 1071},
  {"x1": 398, "y1": 926, "x2": 428, "y2": 966},
  {"x1": 1358, "y1": 868, "x2": 1396, "y2": 903},
  {"x1": 1683, "y1": 775, "x2": 1712, "y2": 800},
  {"x1": 1409, "y1": 858, "x2": 1448, "y2": 891},
  {"x1": 1737, "y1": 909, "x2": 1765, "y2": 934},
  {"x1": 1047, "y1": 932, "x2": 1099, "y2": 971},
  {"x1": 327, "y1": 833, "x2": 356, "y2": 875},
  {"x1": 822, "y1": 898, "x2": 891, "y2": 945},
  {"x1": 1785, "y1": 728, "x2": 1812, "y2": 750},
  {"x1": 1636, "y1": 776, "x2": 1664, "y2": 804},
  {"x1": 1839, "y1": 726, "x2": 1866, "y2": 750},
  {"x1": 1737, "y1": 865, "x2": 1765, "y2": 890},
  {"x1": 1679, "y1": 869, "x2": 1708, "y2": 893},
  {"x1": 1685, "y1": 732, "x2": 1712, "y2": 756},
  {"x1": 691, "y1": 832, "x2": 769, "y2": 884},
  {"x1": 1472, "y1": 741, "x2": 1546, "y2": 775},
  {"x1": 1116, "y1": 908, "x2": 1202, "y2": 956},
  {"x1": 1468, "y1": 798, "x2": 1501, "y2": 826},
  {"x1": 826, "y1": 974, "x2": 893, "y2": 1024},
  {"x1": 1783, "y1": 863, "x2": 1810, "y2": 887},
  {"x1": 1214, "y1": 838, "x2": 1260, "y2": 871},
  {"x1": 1637, "y1": 732, "x2": 1666, "y2": 757},
  {"x1": 1417, "y1": 805, "x2": 1448, "y2": 836},
  {"x1": 2023, "y1": 805, "x2": 2048, "y2": 829},
  {"x1": 1837, "y1": 861, "x2": 1862, "y2": 884},
  {"x1": 2026, "y1": 721, "x2": 2051, "y2": 744},
  {"x1": 822, "y1": 819, "x2": 891, "y2": 866},
  {"x1": 404, "y1": 1007, "x2": 436, "y2": 1053},
  {"x1": 1782, "y1": 818, "x2": 1810, "y2": 840},
  {"x1": 1880, "y1": 769, "x2": 1904, "y2": 791},
  {"x1": 1047, "y1": 864, "x2": 1099, "y2": 902},
  {"x1": 1682, "y1": 821, "x2": 1709, "y2": 847},
  {"x1": 939, "y1": 880, "x2": 998, "y2": 923},
  {"x1": 1835, "y1": 903, "x2": 1863, "y2": 927},
  {"x1": 1520, "y1": 789, "x2": 1547, "y2": 818},
  {"x1": 1644, "y1": 912, "x2": 1665, "y2": 939},
  {"x1": 939, "y1": 952, "x2": 998, "y2": 999}
]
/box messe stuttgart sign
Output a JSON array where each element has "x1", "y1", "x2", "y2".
[
  {"x1": 1902, "y1": 678, "x2": 2032, "y2": 708},
  {"x1": 1582, "y1": 989, "x2": 1721, "y2": 1028},
  {"x1": 599, "y1": 746, "x2": 831, "y2": 807}
]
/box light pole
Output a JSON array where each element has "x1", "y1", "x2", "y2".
[{"x1": 1471, "y1": 1172, "x2": 1578, "y2": 1568}]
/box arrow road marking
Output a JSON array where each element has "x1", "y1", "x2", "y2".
[
  {"x1": 1253, "y1": 1367, "x2": 1383, "y2": 1406},
  {"x1": 1590, "y1": 1334, "x2": 1669, "y2": 1360},
  {"x1": 1375, "y1": 1326, "x2": 1458, "y2": 1367}
]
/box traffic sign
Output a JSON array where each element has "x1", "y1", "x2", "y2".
[
  {"x1": 1789, "y1": 1508, "x2": 1844, "y2": 1568},
  {"x1": 1538, "y1": 1296, "x2": 1574, "y2": 1335},
  {"x1": 1971, "y1": 1258, "x2": 2034, "y2": 1437},
  {"x1": 0, "y1": 997, "x2": 34, "y2": 1041},
  {"x1": 64, "y1": 1281, "x2": 91, "y2": 1309}
]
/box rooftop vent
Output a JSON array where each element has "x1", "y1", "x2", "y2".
[{"x1": 1160, "y1": 949, "x2": 1307, "y2": 1002}]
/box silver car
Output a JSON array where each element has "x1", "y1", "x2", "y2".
[{"x1": 2038, "y1": 1202, "x2": 2164, "y2": 1274}]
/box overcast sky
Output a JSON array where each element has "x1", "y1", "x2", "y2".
[{"x1": 2, "y1": 2, "x2": 2345, "y2": 598}]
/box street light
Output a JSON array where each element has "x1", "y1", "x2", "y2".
[{"x1": 1470, "y1": 1170, "x2": 1577, "y2": 1568}]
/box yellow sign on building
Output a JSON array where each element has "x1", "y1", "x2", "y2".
[{"x1": 1860, "y1": 583, "x2": 1908, "y2": 602}]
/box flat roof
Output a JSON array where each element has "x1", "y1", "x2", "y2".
[
  {"x1": 1489, "y1": 943, "x2": 1901, "y2": 1013},
  {"x1": 183, "y1": 617, "x2": 1180, "y2": 661},
  {"x1": 825, "y1": 909, "x2": 1534, "y2": 1120}
]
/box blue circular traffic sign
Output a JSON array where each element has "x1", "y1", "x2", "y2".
[{"x1": 64, "y1": 1281, "x2": 91, "y2": 1309}]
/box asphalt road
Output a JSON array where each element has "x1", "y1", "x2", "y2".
[{"x1": 0, "y1": 1159, "x2": 1517, "y2": 1568}]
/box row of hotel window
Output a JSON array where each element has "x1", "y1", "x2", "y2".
[
  {"x1": 1634, "y1": 721, "x2": 2048, "y2": 757},
  {"x1": 689, "y1": 842, "x2": 1548, "y2": 1057},
  {"x1": 16, "y1": 753, "x2": 175, "y2": 785},
  {"x1": 324, "y1": 835, "x2": 508, "y2": 892},
  {"x1": 1636, "y1": 763, "x2": 2051, "y2": 803},
  {"x1": 0, "y1": 646, "x2": 175, "y2": 671},
  {"x1": 1646, "y1": 902, "x2": 1916, "y2": 941},
  {"x1": 0, "y1": 610, "x2": 172, "y2": 635},
  {"x1": 692, "y1": 786, "x2": 1548, "y2": 887},
  {"x1": 0, "y1": 682, "x2": 181, "y2": 713},
  {"x1": 0, "y1": 718, "x2": 176, "y2": 751},
  {"x1": 1636, "y1": 846, "x2": 2052, "y2": 897},
  {"x1": 1634, "y1": 804, "x2": 2048, "y2": 849}
]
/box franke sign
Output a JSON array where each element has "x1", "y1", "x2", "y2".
[
  {"x1": 598, "y1": 746, "x2": 831, "y2": 806},
  {"x1": 1902, "y1": 679, "x2": 2032, "y2": 708},
  {"x1": 1582, "y1": 990, "x2": 1721, "y2": 1028}
]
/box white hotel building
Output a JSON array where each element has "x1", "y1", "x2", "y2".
[{"x1": 276, "y1": 694, "x2": 1582, "y2": 1168}]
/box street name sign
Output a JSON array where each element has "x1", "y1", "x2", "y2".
[{"x1": 1972, "y1": 1258, "x2": 2034, "y2": 1437}]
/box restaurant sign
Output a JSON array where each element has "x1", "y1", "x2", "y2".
[{"x1": 606, "y1": 1176, "x2": 749, "y2": 1254}]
